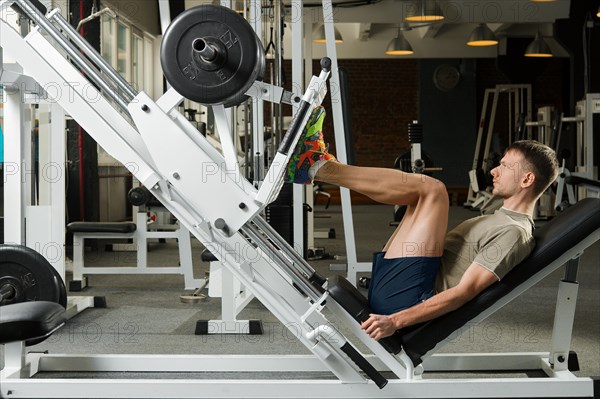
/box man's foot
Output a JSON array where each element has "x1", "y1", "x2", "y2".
[{"x1": 285, "y1": 106, "x2": 337, "y2": 184}]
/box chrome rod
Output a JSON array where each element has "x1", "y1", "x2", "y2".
[
  {"x1": 241, "y1": 223, "x2": 322, "y2": 302},
  {"x1": 252, "y1": 215, "x2": 317, "y2": 277},
  {"x1": 50, "y1": 10, "x2": 137, "y2": 101},
  {"x1": 12, "y1": 0, "x2": 130, "y2": 111}
]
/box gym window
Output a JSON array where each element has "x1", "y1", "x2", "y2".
[{"x1": 101, "y1": 14, "x2": 154, "y2": 97}]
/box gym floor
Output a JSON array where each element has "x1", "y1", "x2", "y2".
[{"x1": 1, "y1": 204, "x2": 599, "y2": 380}]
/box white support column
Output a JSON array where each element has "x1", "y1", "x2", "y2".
[
  {"x1": 212, "y1": 105, "x2": 241, "y2": 183},
  {"x1": 584, "y1": 93, "x2": 597, "y2": 181},
  {"x1": 3, "y1": 86, "x2": 25, "y2": 244},
  {"x1": 322, "y1": 0, "x2": 362, "y2": 283},
  {"x1": 136, "y1": 212, "x2": 148, "y2": 271},
  {"x1": 550, "y1": 258, "x2": 580, "y2": 372},
  {"x1": 35, "y1": 102, "x2": 67, "y2": 281},
  {"x1": 292, "y1": 0, "x2": 305, "y2": 258},
  {"x1": 157, "y1": 0, "x2": 171, "y2": 36},
  {"x1": 3, "y1": 341, "x2": 25, "y2": 370},
  {"x1": 221, "y1": 265, "x2": 236, "y2": 321},
  {"x1": 37, "y1": 103, "x2": 51, "y2": 205},
  {"x1": 304, "y1": 19, "x2": 316, "y2": 251},
  {"x1": 177, "y1": 223, "x2": 198, "y2": 290}
]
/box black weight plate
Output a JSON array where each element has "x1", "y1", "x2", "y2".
[
  {"x1": 161, "y1": 5, "x2": 265, "y2": 107},
  {"x1": 26, "y1": 261, "x2": 66, "y2": 346},
  {"x1": 0, "y1": 244, "x2": 61, "y2": 306}
]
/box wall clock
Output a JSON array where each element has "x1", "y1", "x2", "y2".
[{"x1": 433, "y1": 64, "x2": 461, "y2": 92}]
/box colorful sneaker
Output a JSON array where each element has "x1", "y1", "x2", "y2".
[{"x1": 285, "y1": 106, "x2": 336, "y2": 184}]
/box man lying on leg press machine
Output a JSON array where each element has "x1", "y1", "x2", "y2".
[{"x1": 285, "y1": 106, "x2": 559, "y2": 340}]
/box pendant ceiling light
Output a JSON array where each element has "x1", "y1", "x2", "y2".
[
  {"x1": 385, "y1": 29, "x2": 414, "y2": 55},
  {"x1": 524, "y1": 32, "x2": 553, "y2": 57},
  {"x1": 405, "y1": 0, "x2": 444, "y2": 23},
  {"x1": 466, "y1": 24, "x2": 498, "y2": 47},
  {"x1": 312, "y1": 24, "x2": 343, "y2": 43}
]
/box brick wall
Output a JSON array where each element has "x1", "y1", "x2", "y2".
[
  {"x1": 280, "y1": 57, "x2": 566, "y2": 204},
  {"x1": 283, "y1": 59, "x2": 419, "y2": 168}
]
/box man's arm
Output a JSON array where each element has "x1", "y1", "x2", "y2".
[{"x1": 361, "y1": 263, "x2": 498, "y2": 340}]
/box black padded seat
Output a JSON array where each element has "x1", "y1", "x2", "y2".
[
  {"x1": 327, "y1": 198, "x2": 600, "y2": 366},
  {"x1": 0, "y1": 301, "x2": 66, "y2": 345},
  {"x1": 67, "y1": 221, "x2": 137, "y2": 234}
]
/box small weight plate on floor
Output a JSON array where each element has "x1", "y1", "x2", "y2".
[
  {"x1": 161, "y1": 4, "x2": 265, "y2": 107},
  {"x1": 180, "y1": 293, "x2": 207, "y2": 304},
  {"x1": 0, "y1": 244, "x2": 62, "y2": 306}
]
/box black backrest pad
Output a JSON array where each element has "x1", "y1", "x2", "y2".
[{"x1": 400, "y1": 198, "x2": 600, "y2": 366}]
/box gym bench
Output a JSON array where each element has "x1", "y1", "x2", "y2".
[{"x1": 67, "y1": 212, "x2": 200, "y2": 291}]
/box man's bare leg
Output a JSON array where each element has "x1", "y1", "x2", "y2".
[{"x1": 315, "y1": 162, "x2": 449, "y2": 258}]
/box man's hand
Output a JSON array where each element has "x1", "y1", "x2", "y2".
[
  {"x1": 359, "y1": 264, "x2": 498, "y2": 341},
  {"x1": 361, "y1": 314, "x2": 398, "y2": 340}
]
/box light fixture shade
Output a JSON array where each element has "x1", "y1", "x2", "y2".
[
  {"x1": 405, "y1": 0, "x2": 444, "y2": 22},
  {"x1": 312, "y1": 24, "x2": 343, "y2": 43},
  {"x1": 385, "y1": 30, "x2": 414, "y2": 55},
  {"x1": 467, "y1": 24, "x2": 498, "y2": 47},
  {"x1": 525, "y1": 32, "x2": 553, "y2": 57}
]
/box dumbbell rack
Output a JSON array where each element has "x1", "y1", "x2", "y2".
[{"x1": 0, "y1": 0, "x2": 416, "y2": 396}]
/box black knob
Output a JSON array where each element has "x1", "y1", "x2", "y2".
[
  {"x1": 141, "y1": 104, "x2": 149, "y2": 112},
  {"x1": 320, "y1": 57, "x2": 331, "y2": 72},
  {"x1": 214, "y1": 219, "x2": 229, "y2": 234}
]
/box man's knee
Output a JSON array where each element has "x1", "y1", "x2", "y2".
[{"x1": 422, "y1": 177, "x2": 448, "y2": 204}]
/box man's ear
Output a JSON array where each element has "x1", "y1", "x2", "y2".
[{"x1": 522, "y1": 171, "x2": 535, "y2": 188}]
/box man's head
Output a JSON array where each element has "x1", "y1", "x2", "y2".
[{"x1": 491, "y1": 140, "x2": 559, "y2": 200}]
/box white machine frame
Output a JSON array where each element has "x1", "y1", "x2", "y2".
[
  {"x1": 554, "y1": 94, "x2": 600, "y2": 210},
  {"x1": 0, "y1": 0, "x2": 597, "y2": 397}
]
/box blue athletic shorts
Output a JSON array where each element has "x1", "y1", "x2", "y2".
[{"x1": 367, "y1": 252, "x2": 441, "y2": 315}]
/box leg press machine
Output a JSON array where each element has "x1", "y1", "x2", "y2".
[{"x1": 0, "y1": 0, "x2": 599, "y2": 397}]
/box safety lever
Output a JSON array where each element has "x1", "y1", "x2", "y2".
[
  {"x1": 306, "y1": 324, "x2": 388, "y2": 389},
  {"x1": 340, "y1": 342, "x2": 388, "y2": 389}
]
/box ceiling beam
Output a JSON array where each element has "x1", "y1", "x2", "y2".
[
  {"x1": 357, "y1": 22, "x2": 372, "y2": 41},
  {"x1": 299, "y1": 0, "x2": 570, "y2": 24}
]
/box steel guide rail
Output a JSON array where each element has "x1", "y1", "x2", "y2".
[
  {"x1": 48, "y1": 10, "x2": 137, "y2": 101},
  {"x1": 251, "y1": 216, "x2": 324, "y2": 284},
  {"x1": 7, "y1": 0, "x2": 131, "y2": 112},
  {"x1": 241, "y1": 222, "x2": 324, "y2": 302}
]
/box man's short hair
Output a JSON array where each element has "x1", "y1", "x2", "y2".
[{"x1": 505, "y1": 140, "x2": 559, "y2": 198}]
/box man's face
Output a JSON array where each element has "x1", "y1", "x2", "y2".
[{"x1": 490, "y1": 150, "x2": 530, "y2": 198}]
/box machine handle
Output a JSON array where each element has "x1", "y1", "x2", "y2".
[
  {"x1": 278, "y1": 100, "x2": 312, "y2": 155},
  {"x1": 340, "y1": 342, "x2": 388, "y2": 389}
]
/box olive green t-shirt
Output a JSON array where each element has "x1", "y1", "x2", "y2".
[{"x1": 435, "y1": 208, "x2": 535, "y2": 292}]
